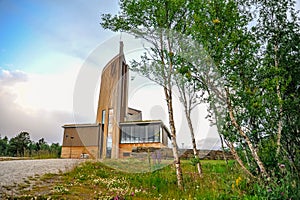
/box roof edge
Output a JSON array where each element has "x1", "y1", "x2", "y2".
[{"x1": 62, "y1": 123, "x2": 100, "y2": 128}]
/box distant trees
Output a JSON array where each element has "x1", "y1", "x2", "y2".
[
  {"x1": 0, "y1": 132, "x2": 61, "y2": 158},
  {"x1": 8, "y1": 132, "x2": 31, "y2": 157},
  {"x1": 0, "y1": 135, "x2": 9, "y2": 156}
]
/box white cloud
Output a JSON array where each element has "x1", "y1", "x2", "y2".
[
  {"x1": 15, "y1": 67, "x2": 80, "y2": 112},
  {"x1": 0, "y1": 68, "x2": 83, "y2": 143},
  {"x1": 0, "y1": 69, "x2": 27, "y2": 85}
]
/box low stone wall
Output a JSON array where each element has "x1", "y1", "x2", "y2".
[
  {"x1": 179, "y1": 149, "x2": 234, "y2": 160},
  {"x1": 129, "y1": 147, "x2": 234, "y2": 160},
  {"x1": 119, "y1": 143, "x2": 166, "y2": 158}
]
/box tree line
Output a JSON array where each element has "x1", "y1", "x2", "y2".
[
  {"x1": 0, "y1": 132, "x2": 61, "y2": 158},
  {"x1": 101, "y1": 0, "x2": 300, "y2": 197}
]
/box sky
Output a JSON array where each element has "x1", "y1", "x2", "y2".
[
  {"x1": 1, "y1": 0, "x2": 299, "y2": 147},
  {"x1": 0, "y1": 0, "x2": 120, "y2": 143}
]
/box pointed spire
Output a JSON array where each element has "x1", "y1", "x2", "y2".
[{"x1": 119, "y1": 41, "x2": 124, "y2": 55}]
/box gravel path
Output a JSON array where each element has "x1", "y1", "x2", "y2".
[{"x1": 0, "y1": 159, "x2": 83, "y2": 196}]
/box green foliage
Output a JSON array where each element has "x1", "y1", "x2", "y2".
[
  {"x1": 0, "y1": 135, "x2": 9, "y2": 156},
  {"x1": 100, "y1": 0, "x2": 300, "y2": 195},
  {"x1": 8, "y1": 132, "x2": 31, "y2": 157},
  {"x1": 187, "y1": 0, "x2": 300, "y2": 180},
  {"x1": 243, "y1": 0, "x2": 300, "y2": 178},
  {"x1": 250, "y1": 166, "x2": 300, "y2": 199},
  {"x1": 0, "y1": 133, "x2": 61, "y2": 158},
  {"x1": 190, "y1": 157, "x2": 201, "y2": 166},
  {"x1": 101, "y1": 0, "x2": 189, "y2": 33}
]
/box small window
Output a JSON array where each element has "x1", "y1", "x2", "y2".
[{"x1": 102, "y1": 110, "x2": 106, "y2": 124}]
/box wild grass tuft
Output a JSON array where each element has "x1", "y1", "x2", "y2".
[{"x1": 11, "y1": 159, "x2": 261, "y2": 199}]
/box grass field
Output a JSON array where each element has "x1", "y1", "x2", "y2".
[{"x1": 9, "y1": 159, "x2": 260, "y2": 199}]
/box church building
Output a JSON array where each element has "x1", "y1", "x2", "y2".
[{"x1": 61, "y1": 42, "x2": 170, "y2": 159}]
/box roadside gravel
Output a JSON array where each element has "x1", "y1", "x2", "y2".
[{"x1": 0, "y1": 159, "x2": 83, "y2": 196}]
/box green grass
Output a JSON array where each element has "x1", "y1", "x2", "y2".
[
  {"x1": 13, "y1": 159, "x2": 259, "y2": 199},
  {"x1": 102, "y1": 157, "x2": 172, "y2": 173}
]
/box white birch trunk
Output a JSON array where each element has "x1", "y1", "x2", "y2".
[
  {"x1": 165, "y1": 87, "x2": 184, "y2": 189},
  {"x1": 225, "y1": 88, "x2": 267, "y2": 176},
  {"x1": 185, "y1": 109, "x2": 202, "y2": 176}
]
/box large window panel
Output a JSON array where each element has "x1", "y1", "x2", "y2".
[
  {"x1": 120, "y1": 123, "x2": 161, "y2": 144},
  {"x1": 154, "y1": 125, "x2": 160, "y2": 142},
  {"x1": 139, "y1": 125, "x2": 146, "y2": 142},
  {"x1": 121, "y1": 126, "x2": 130, "y2": 143},
  {"x1": 147, "y1": 125, "x2": 155, "y2": 142}
]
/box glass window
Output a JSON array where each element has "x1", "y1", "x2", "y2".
[
  {"x1": 120, "y1": 123, "x2": 161, "y2": 144},
  {"x1": 106, "y1": 109, "x2": 113, "y2": 158},
  {"x1": 125, "y1": 126, "x2": 131, "y2": 143},
  {"x1": 148, "y1": 125, "x2": 154, "y2": 142},
  {"x1": 102, "y1": 110, "x2": 106, "y2": 124},
  {"x1": 154, "y1": 125, "x2": 160, "y2": 142}
]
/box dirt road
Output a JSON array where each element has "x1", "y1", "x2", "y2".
[{"x1": 0, "y1": 159, "x2": 83, "y2": 196}]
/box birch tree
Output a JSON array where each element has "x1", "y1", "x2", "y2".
[
  {"x1": 175, "y1": 72, "x2": 204, "y2": 176},
  {"x1": 101, "y1": 0, "x2": 189, "y2": 189},
  {"x1": 187, "y1": 0, "x2": 300, "y2": 184},
  {"x1": 250, "y1": 0, "x2": 300, "y2": 164},
  {"x1": 186, "y1": 0, "x2": 270, "y2": 176}
]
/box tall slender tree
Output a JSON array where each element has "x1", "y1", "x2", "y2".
[
  {"x1": 185, "y1": 0, "x2": 268, "y2": 176},
  {"x1": 9, "y1": 132, "x2": 31, "y2": 157},
  {"x1": 101, "y1": 0, "x2": 190, "y2": 189},
  {"x1": 0, "y1": 135, "x2": 9, "y2": 156},
  {"x1": 187, "y1": 0, "x2": 300, "y2": 184},
  {"x1": 249, "y1": 0, "x2": 300, "y2": 169},
  {"x1": 175, "y1": 70, "x2": 204, "y2": 176}
]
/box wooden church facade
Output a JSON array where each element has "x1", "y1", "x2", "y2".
[{"x1": 61, "y1": 42, "x2": 170, "y2": 159}]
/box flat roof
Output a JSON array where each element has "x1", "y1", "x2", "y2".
[
  {"x1": 62, "y1": 123, "x2": 100, "y2": 128},
  {"x1": 128, "y1": 107, "x2": 142, "y2": 113},
  {"x1": 119, "y1": 120, "x2": 163, "y2": 125}
]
